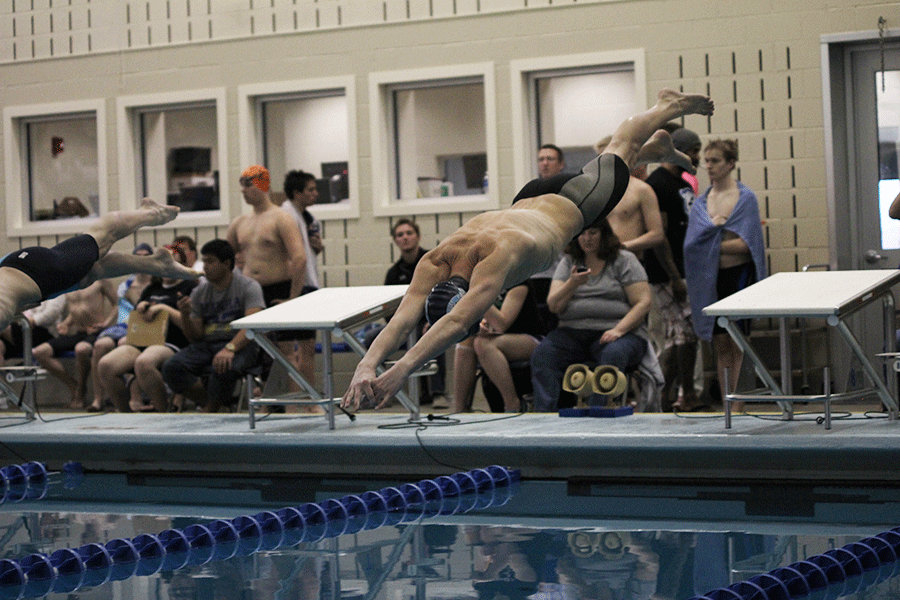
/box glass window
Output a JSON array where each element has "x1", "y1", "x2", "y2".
[
  {"x1": 238, "y1": 77, "x2": 357, "y2": 220},
  {"x1": 532, "y1": 65, "x2": 637, "y2": 175},
  {"x1": 117, "y1": 90, "x2": 228, "y2": 227},
  {"x1": 261, "y1": 90, "x2": 350, "y2": 207},
  {"x1": 25, "y1": 112, "x2": 99, "y2": 221},
  {"x1": 391, "y1": 79, "x2": 487, "y2": 200},
  {"x1": 137, "y1": 103, "x2": 220, "y2": 213},
  {"x1": 877, "y1": 70, "x2": 900, "y2": 249},
  {"x1": 369, "y1": 64, "x2": 497, "y2": 216},
  {"x1": 4, "y1": 99, "x2": 106, "y2": 236},
  {"x1": 509, "y1": 51, "x2": 644, "y2": 190}
]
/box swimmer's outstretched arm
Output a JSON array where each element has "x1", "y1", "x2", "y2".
[
  {"x1": 352, "y1": 268, "x2": 506, "y2": 410},
  {"x1": 342, "y1": 274, "x2": 434, "y2": 411}
]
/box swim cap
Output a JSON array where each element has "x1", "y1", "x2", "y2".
[
  {"x1": 425, "y1": 276, "x2": 479, "y2": 339},
  {"x1": 241, "y1": 165, "x2": 270, "y2": 192}
]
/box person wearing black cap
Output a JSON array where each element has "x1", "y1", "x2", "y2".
[
  {"x1": 341, "y1": 89, "x2": 714, "y2": 411},
  {"x1": 644, "y1": 126, "x2": 703, "y2": 411}
]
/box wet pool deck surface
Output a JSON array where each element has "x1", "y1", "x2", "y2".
[{"x1": 3, "y1": 406, "x2": 899, "y2": 485}]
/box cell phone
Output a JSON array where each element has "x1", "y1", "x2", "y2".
[{"x1": 576, "y1": 266, "x2": 589, "y2": 273}]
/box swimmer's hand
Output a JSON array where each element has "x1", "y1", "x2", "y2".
[
  {"x1": 342, "y1": 364, "x2": 377, "y2": 411},
  {"x1": 342, "y1": 363, "x2": 408, "y2": 410},
  {"x1": 369, "y1": 367, "x2": 408, "y2": 409}
]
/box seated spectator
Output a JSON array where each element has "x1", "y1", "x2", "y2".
[
  {"x1": 531, "y1": 219, "x2": 652, "y2": 411},
  {"x1": 471, "y1": 281, "x2": 545, "y2": 412},
  {"x1": 161, "y1": 239, "x2": 265, "y2": 413},
  {"x1": 84, "y1": 243, "x2": 154, "y2": 412},
  {"x1": 172, "y1": 235, "x2": 204, "y2": 273},
  {"x1": 97, "y1": 246, "x2": 198, "y2": 412},
  {"x1": 32, "y1": 280, "x2": 117, "y2": 408}
]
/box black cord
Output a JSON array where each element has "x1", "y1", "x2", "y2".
[
  {"x1": 672, "y1": 410, "x2": 723, "y2": 419},
  {"x1": 377, "y1": 411, "x2": 526, "y2": 471}
]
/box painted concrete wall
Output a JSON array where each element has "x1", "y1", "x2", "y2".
[{"x1": 0, "y1": 0, "x2": 891, "y2": 288}]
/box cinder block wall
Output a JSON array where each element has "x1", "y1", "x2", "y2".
[{"x1": 0, "y1": 0, "x2": 880, "y2": 283}]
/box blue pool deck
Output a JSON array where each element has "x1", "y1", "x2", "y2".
[{"x1": 3, "y1": 408, "x2": 900, "y2": 485}]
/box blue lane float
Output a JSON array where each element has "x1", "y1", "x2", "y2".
[
  {"x1": 131, "y1": 534, "x2": 165, "y2": 577},
  {"x1": 0, "y1": 465, "x2": 520, "y2": 600},
  {"x1": 691, "y1": 526, "x2": 900, "y2": 600},
  {"x1": 156, "y1": 529, "x2": 190, "y2": 572},
  {"x1": 18, "y1": 554, "x2": 54, "y2": 599},
  {"x1": 0, "y1": 462, "x2": 83, "y2": 505},
  {"x1": 359, "y1": 490, "x2": 388, "y2": 530}
]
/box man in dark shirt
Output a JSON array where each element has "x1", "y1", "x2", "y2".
[
  {"x1": 385, "y1": 219, "x2": 427, "y2": 286},
  {"x1": 644, "y1": 127, "x2": 703, "y2": 411}
]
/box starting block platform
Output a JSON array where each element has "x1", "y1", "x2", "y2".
[{"x1": 232, "y1": 285, "x2": 425, "y2": 430}]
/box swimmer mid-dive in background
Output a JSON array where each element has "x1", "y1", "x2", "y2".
[
  {"x1": 0, "y1": 198, "x2": 198, "y2": 335},
  {"x1": 342, "y1": 88, "x2": 714, "y2": 411}
]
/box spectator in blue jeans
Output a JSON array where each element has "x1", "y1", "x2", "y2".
[
  {"x1": 162, "y1": 239, "x2": 265, "y2": 412},
  {"x1": 531, "y1": 219, "x2": 652, "y2": 411}
]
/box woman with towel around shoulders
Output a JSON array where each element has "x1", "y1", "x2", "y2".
[{"x1": 684, "y1": 139, "x2": 766, "y2": 412}]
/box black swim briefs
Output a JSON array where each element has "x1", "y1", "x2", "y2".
[{"x1": 0, "y1": 234, "x2": 99, "y2": 300}]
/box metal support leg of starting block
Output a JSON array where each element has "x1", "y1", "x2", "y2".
[{"x1": 0, "y1": 316, "x2": 46, "y2": 420}]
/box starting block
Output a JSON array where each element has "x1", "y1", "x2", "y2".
[
  {"x1": 876, "y1": 352, "x2": 900, "y2": 372},
  {"x1": 0, "y1": 365, "x2": 46, "y2": 419}
]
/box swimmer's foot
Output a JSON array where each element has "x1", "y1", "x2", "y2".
[
  {"x1": 636, "y1": 130, "x2": 695, "y2": 173},
  {"x1": 154, "y1": 248, "x2": 201, "y2": 280},
  {"x1": 140, "y1": 197, "x2": 180, "y2": 227},
  {"x1": 657, "y1": 87, "x2": 715, "y2": 117}
]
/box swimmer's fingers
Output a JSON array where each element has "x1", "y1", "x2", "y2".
[{"x1": 342, "y1": 378, "x2": 376, "y2": 411}]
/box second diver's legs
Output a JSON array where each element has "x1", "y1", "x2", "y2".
[
  {"x1": 85, "y1": 198, "x2": 179, "y2": 257},
  {"x1": 81, "y1": 248, "x2": 198, "y2": 287}
]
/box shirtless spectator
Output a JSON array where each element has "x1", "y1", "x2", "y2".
[
  {"x1": 227, "y1": 166, "x2": 309, "y2": 397},
  {"x1": 596, "y1": 135, "x2": 664, "y2": 259},
  {"x1": 32, "y1": 280, "x2": 117, "y2": 408},
  {"x1": 595, "y1": 136, "x2": 666, "y2": 411}
]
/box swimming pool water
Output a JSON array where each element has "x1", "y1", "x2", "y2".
[{"x1": 0, "y1": 469, "x2": 898, "y2": 600}]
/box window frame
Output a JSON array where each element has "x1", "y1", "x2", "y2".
[
  {"x1": 368, "y1": 62, "x2": 498, "y2": 217},
  {"x1": 509, "y1": 50, "x2": 647, "y2": 191},
  {"x1": 3, "y1": 99, "x2": 107, "y2": 237},
  {"x1": 238, "y1": 76, "x2": 359, "y2": 221},
  {"x1": 116, "y1": 88, "x2": 230, "y2": 229}
]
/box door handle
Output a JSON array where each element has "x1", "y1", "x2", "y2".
[{"x1": 864, "y1": 249, "x2": 889, "y2": 264}]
